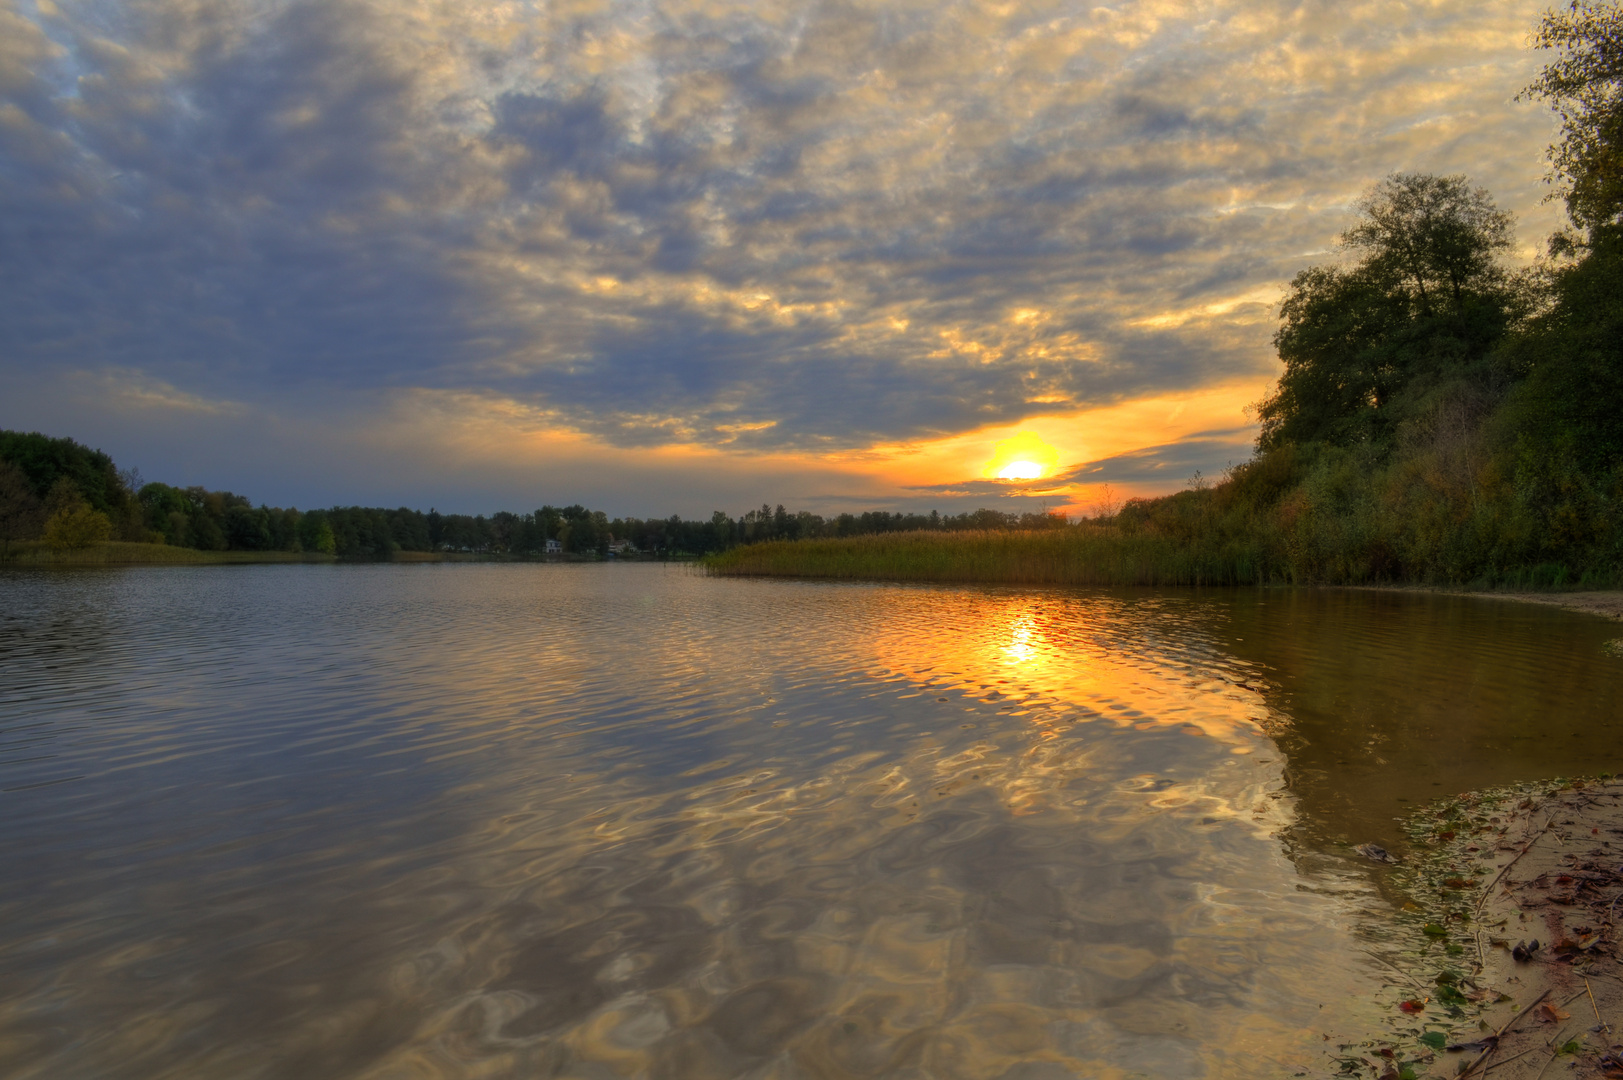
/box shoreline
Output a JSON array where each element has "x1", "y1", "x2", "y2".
[
  {"x1": 1369, "y1": 780, "x2": 1623, "y2": 1080},
  {"x1": 1347, "y1": 584, "x2": 1623, "y2": 623},
  {"x1": 0, "y1": 542, "x2": 700, "y2": 567},
  {"x1": 7, "y1": 542, "x2": 1620, "y2": 625},
  {"x1": 0, "y1": 542, "x2": 336, "y2": 567}
]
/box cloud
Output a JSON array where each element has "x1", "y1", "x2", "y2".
[
  {"x1": 0, "y1": 0, "x2": 1570, "y2": 505},
  {"x1": 1053, "y1": 429, "x2": 1259, "y2": 487}
]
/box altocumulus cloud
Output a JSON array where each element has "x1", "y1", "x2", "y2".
[{"x1": 0, "y1": 0, "x2": 1564, "y2": 473}]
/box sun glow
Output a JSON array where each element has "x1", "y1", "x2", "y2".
[
  {"x1": 983, "y1": 431, "x2": 1060, "y2": 481},
  {"x1": 997, "y1": 460, "x2": 1044, "y2": 480}
]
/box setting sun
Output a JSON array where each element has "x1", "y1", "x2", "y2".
[
  {"x1": 983, "y1": 432, "x2": 1060, "y2": 482},
  {"x1": 997, "y1": 460, "x2": 1044, "y2": 480}
]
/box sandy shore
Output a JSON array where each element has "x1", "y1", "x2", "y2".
[{"x1": 1384, "y1": 782, "x2": 1623, "y2": 1079}]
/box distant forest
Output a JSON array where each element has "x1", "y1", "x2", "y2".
[{"x1": 0, "y1": 429, "x2": 1066, "y2": 561}]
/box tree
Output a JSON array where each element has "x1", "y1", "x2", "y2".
[
  {"x1": 1505, "y1": 4, "x2": 1623, "y2": 467},
  {"x1": 1342, "y1": 174, "x2": 1514, "y2": 313},
  {"x1": 0, "y1": 431, "x2": 133, "y2": 521},
  {"x1": 1257, "y1": 173, "x2": 1524, "y2": 451},
  {"x1": 0, "y1": 461, "x2": 43, "y2": 561},
  {"x1": 43, "y1": 505, "x2": 112, "y2": 549},
  {"x1": 299, "y1": 510, "x2": 337, "y2": 554},
  {"x1": 1523, "y1": 1, "x2": 1623, "y2": 236},
  {"x1": 44, "y1": 476, "x2": 86, "y2": 518}
]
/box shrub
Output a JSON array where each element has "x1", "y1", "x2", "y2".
[{"x1": 43, "y1": 505, "x2": 113, "y2": 550}]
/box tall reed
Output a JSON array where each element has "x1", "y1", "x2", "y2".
[{"x1": 707, "y1": 526, "x2": 1271, "y2": 586}]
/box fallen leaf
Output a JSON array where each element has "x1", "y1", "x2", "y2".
[
  {"x1": 1419, "y1": 1032, "x2": 1447, "y2": 1050},
  {"x1": 1423, "y1": 923, "x2": 1448, "y2": 937},
  {"x1": 1536, "y1": 1002, "x2": 1572, "y2": 1024},
  {"x1": 1437, "y1": 985, "x2": 1469, "y2": 1005},
  {"x1": 1399, "y1": 1000, "x2": 1426, "y2": 1014},
  {"x1": 1443, "y1": 877, "x2": 1478, "y2": 889}
]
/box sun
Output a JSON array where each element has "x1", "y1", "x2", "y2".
[
  {"x1": 983, "y1": 431, "x2": 1060, "y2": 481},
  {"x1": 997, "y1": 460, "x2": 1044, "y2": 480}
]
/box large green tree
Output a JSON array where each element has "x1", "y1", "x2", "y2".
[
  {"x1": 1507, "y1": 1, "x2": 1623, "y2": 468},
  {"x1": 1257, "y1": 173, "x2": 1525, "y2": 451},
  {"x1": 1524, "y1": 0, "x2": 1623, "y2": 237},
  {"x1": 0, "y1": 461, "x2": 43, "y2": 560}
]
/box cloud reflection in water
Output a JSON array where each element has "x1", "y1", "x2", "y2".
[{"x1": 0, "y1": 567, "x2": 1386, "y2": 1079}]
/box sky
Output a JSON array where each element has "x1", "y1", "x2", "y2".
[{"x1": 0, "y1": 0, "x2": 1570, "y2": 518}]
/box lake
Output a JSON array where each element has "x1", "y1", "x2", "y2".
[{"x1": 2, "y1": 564, "x2": 1619, "y2": 1078}]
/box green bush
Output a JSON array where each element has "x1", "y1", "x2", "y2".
[{"x1": 43, "y1": 506, "x2": 113, "y2": 550}]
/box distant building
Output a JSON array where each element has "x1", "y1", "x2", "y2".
[
  {"x1": 608, "y1": 540, "x2": 634, "y2": 555},
  {"x1": 544, "y1": 539, "x2": 562, "y2": 554}
]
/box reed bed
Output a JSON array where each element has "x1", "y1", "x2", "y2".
[{"x1": 706, "y1": 527, "x2": 1271, "y2": 587}]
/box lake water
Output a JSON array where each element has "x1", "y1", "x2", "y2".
[{"x1": 2, "y1": 565, "x2": 1619, "y2": 1079}]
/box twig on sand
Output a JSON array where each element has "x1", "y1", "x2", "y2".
[
  {"x1": 1481, "y1": 1045, "x2": 1539, "y2": 1074},
  {"x1": 1588, "y1": 977, "x2": 1611, "y2": 1036},
  {"x1": 1531, "y1": 1025, "x2": 1575, "y2": 1080},
  {"x1": 1459, "y1": 989, "x2": 1552, "y2": 1080},
  {"x1": 1478, "y1": 815, "x2": 1556, "y2": 918}
]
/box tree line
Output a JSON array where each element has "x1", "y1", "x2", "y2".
[{"x1": 0, "y1": 430, "x2": 1067, "y2": 561}]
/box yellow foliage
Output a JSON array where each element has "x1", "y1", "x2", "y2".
[{"x1": 43, "y1": 505, "x2": 113, "y2": 550}]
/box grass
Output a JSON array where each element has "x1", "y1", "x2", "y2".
[
  {"x1": 705, "y1": 527, "x2": 1271, "y2": 587},
  {"x1": 1, "y1": 541, "x2": 336, "y2": 567}
]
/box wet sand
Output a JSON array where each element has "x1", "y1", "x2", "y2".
[{"x1": 1400, "y1": 782, "x2": 1623, "y2": 1079}]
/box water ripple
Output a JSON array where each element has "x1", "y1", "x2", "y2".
[{"x1": 2, "y1": 566, "x2": 1618, "y2": 1078}]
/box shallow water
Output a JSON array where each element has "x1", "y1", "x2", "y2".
[{"x1": 1, "y1": 565, "x2": 1618, "y2": 1078}]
